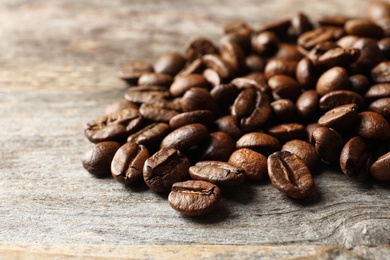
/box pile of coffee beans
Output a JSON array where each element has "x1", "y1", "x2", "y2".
[{"x1": 82, "y1": 1, "x2": 390, "y2": 216}]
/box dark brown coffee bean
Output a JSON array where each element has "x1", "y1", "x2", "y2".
[
  {"x1": 316, "y1": 66, "x2": 350, "y2": 96},
  {"x1": 368, "y1": 97, "x2": 390, "y2": 119},
  {"x1": 228, "y1": 148, "x2": 268, "y2": 181},
  {"x1": 203, "y1": 68, "x2": 221, "y2": 87},
  {"x1": 268, "y1": 123, "x2": 306, "y2": 143},
  {"x1": 139, "y1": 103, "x2": 179, "y2": 123},
  {"x1": 296, "y1": 57, "x2": 319, "y2": 90},
  {"x1": 231, "y1": 88, "x2": 272, "y2": 132},
  {"x1": 281, "y1": 140, "x2": 319, "y2": 171},
  {"x1": 370, "y1": 151, "x2": 390, "y2": 181},
  {"x1": 169, "y1": 110, "x2": 214, "y2": 130},
  {"x1": 298, "y1": 26, "x2": 345, "y2": 50},
  {"x1": 252, "y1": 31, "x2": 279, "y2": 56},
  {"x1": 104, "y1": 100, "x2": 138, "y2": 115},
  {"x1": 307, "y1": 41, "x2": 339, "y2": 63},
  {"x1": 367, "y1": 1, "x2": 390, "y2": 21},
  {"x1": 85, "y1": 108, "x2": 143, "y2": 143},
  {"x1": 345, "y1": 19, "x2": 384, "y2": 39},
  {"x1": 264, "y1": 59, "x2": 298, "y2": 79},
  {"x1": 168, "y1": 180, "x2": 221, "y2": 216},
  {"x1": 221, "y1": 23, "x2": 252, "y2": 54},
  {"x1": 255, "y1": 19, "x2": 291, "y2": 37},
  {"x1": 317, "y1": 16, "x2": 349, "y2": 27},
  {"x1": 268, "y1": 75, "x2": 301, "y2": 101},
  {"x1": 180, "y1": 87, "x2": 220, "y2": 116},
  {"x1": 371, "y1": 61, "x2": 390, "y2": 83},
  {"x1": 117, "y1": 61, "x2": 153, "y2": 85},
  {"x1": 111, "y1": 142, "x2": 149, "y2": 185},
  {"x1": 305, "y1": 122, "x2": 320, "y2": 139},
  {"x1": 231, "y1": 76, "x2": 269, "y2": 94},
  {"x1": 210, "y1": 83, "x2": 239, "y2": 111},
  {"x1": 349, "y1": 74, "x2": 370, "y2": 94},
  {"x1": 184, "y1": 37, "x2": 219, "y2": 62},
  {"x1": 138, "y1": 72, "x2": 173, "y2": 87},
  {"x1": 271, "y1": 99, "x2": 297, "y2": 123},
  {"x1": 337, "y1": 35, "x2": 360, "y2": 48},
  {"x1": 170, "y1": 74, "x2": 209, "y2": 97},
  {"x1": 290, "y1": 12, "x2": 313, "y2": 37},
  {"x1": 318, "y1": 103, "x2": 358, "y2": 131},
  {"x1": 153, "y1": 98, "x2": 183, "y2": 112},
  {"x1": 127, "y1": 123, "x2": 170, "y2": 147},
  {"x1": 245, "y1": 54, "x2": 265, "y2": 72},
  {"x1": 236, "y1": 132, "x2": 280, "y2": 155},
  {"x1": 319, "y1": 90, "x2": 365, "y2": 112},
  {"x1": 160, "y1": 123, "x2": 209, "y2": 150},
  {"x1": 364, "y1": 83, "x2": 390, "y2": 100},
  {"x1": 82, "y1": 141, "x2": 121, "y2": 178},
  {"x1": 378, "y1": 37, "x2": 390, "y2": 59},
  {"x1": 352, "y1": 38, "x2": 383, "y2": 71},
  {"x1": 214, "y1": 115, "x2": 243, "y2": 140},
  {"x1": 312, "y1": 47, "x2": 360, "y2": 68},
  {"x1": 355, "y1": 111, "x2": 390, "y2": 141},
  {"x1": 267, "y1": 151, "x2": 313, "y2": 199},
  {"x1": 154, "y1": 52, "x2": 186, "y2": 76},
  {"x1": 296, "y1": 90, "x2": 319, "y2": 122},
  {"x1": 199, "y1": 132, "x2": 236, "y2": 161},
  {"x1": 274, "y1": 43, "x2": 304, "y2": 61},
  {"x1": 340, "y1": 136, "x2": 372, "y2": 181},
  {"x1": 177, "y1": 58, "x2": 205, "y2": 77},
  {"x1": 124, "y1": 86, "x2": 171, "y2": 105},
  {"x1": 189, "y1": 161, "x2": 246, "y2": 188},
  {"x1": 219, "y1": 39, "x2": 247, "y2": 73},
  {"x1": 203, "y1": 54, "x2": 235, "y2": 80},
  {"x1": 310, "y1": 126, "x2": 344, "y2": 164},
  {"x1": 143, "y1": 148, "x2": 190, "y2": 193}
]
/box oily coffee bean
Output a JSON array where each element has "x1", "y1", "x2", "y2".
[
  {"x1": 264, "y1": 59, "x2": 298, "y2": 79},
  {"x1": 117, "y1": 61, "x2": 153, "y2": 85},
  {"x1": 344, "y1": 19, "x2": 384, "y2": 39},
  {"x1": 307, "y1": 41, "x2": 339, "y2": 63},
  {"x1": 310, "y1": 126, "x2": 344, "y2": 164},
  {"x1": 352, "y1": 38, "x2": 383, "y2": 71},
  {"x1": 199, "y1": 131, "x2": 236, "y2": 161},
  {"x1": 245, "y1": 54, "x2": 265, "y2": 72},
  {"x1": 231, "y1": 76, "x2": 269, "y2": 94},
  {"x1": 184, "y1": 36, "x2": 219, "y2": 62},
  {"x1": 168, "y1": 180, "x2": 222, "y2": 216},
  {"x1": 85, "y1": 108, "x2": 143, "y2": 143},
  {"x1": 378, "y1": 37, "x2": 390, "y2": 59},
  {"x1": 138, "y1": 72, "x2": 173, "y2": 87},
  {"x1": 339, "y1": 136, "x2": 372, "y2": 181},
  {"x1": 370, "y1": 151, "x2": 390, "y2": 181},
  {"x1": 170, "y1": 74, "x2": 209, "y2": 97},
  {"x1": 219, "y1": 38, "x2": 247, "y2": 73},
  {"x1": 268, "y1": 123, "x2": 306, "y2": 143},
  {"x1": 371, "y1": 61, "x2": 390, "y2": 83},
  {"x1": 311, "y1": 47, "x2": 360, "y2": 68},
  {"x1": 210, "y1": 83, "x2": 239, "y2": 111},
  {"x1": 124, "y1": 86, "x2": 171, "y2": 105},
  {"x1": 305, "y1": 122, "x2": 320, "y2": 140},
  {"x1": 143, "y1": 147, "x2": 190, "y2": 193},
  {"x1": 139, "y1": 103, "x2": 180, "y2": 122},
  {"x1": 316, "y1": 66, "x2": 350, "y2": 96},
  {"x1": 252, "y1": 31, "x2": 279, "y2": 56},
  {"x1": 281, "y1": 139, "x2": 319, "y2": 171},
  {"x1": 214, "y1": 115, "x2": 243, "y2": 140},
  {"x1": 82, "y1": 141, "x2": 121, "y2": 178},
  {"x1": 267, "y1": 151, "x2": 314, "y2": 199},
  {"x1": 270, "y1": 99, "x2": 297, "y2": 123},
  {"x1": 203, "y1": 68, "x2": 222, "y2": 87},
  {"x1": 180, "y1": 87, "x2": 220, "y2": 116},
  {"x1": 368, "y1": 97, "x2": 390, "y2": 119},
  {"x1": 268, "y1": 75, "x2": 301, "y2": 101},
  {"x1": 104, "y1": 100, "x2": 138, "y2": 115},
  {"x1": 274, "y1": 43, "x2": 304, "y2": 61},
  {"x1": 354, "y1": 111, "x2": 390, "y2": 140},
  {"x1": 319, "y1": 90, "x2": 365, "y2": 112},
  {"x1": 160, "y1": 123, "x2": 209, "y2": 151},
  {"x1": 169, "y1": 110, "x2": 214, "y2": 130},
  {"x1": 349, "y1": 74, "x2": 370, "y2": 94},
  {"x1": 318, "y1": 103, "x2": 359, "y2": 131},
  {"x1": 364, "y1": 83, "x2": 390, "y2": 100},
  {"x1": 228, "y1": 148, "x2": 268, "y2": 181},
  {"x1": 296, "y1": 90, "x2": 319, "y2": 122},
  {"x1": 154, "y1": 52, "x2": 186, "y2": 76},
  {"x1": 337, "y1": 35, "x2": 360, "y2": 48},
  {"x1": 221, "y1": 26, "x2": 252, "y2": 55},
  {"x1": 111, "y1": 142, "x2": 149, "y2": 185},
  {"x1": 236, "y1": 132, "x2": 281, "y2": 155},
  {"x1": 297, "y1": 26, "x2": 345, "y2": 50},
  {"x1": 296, "y1": 57, "x2": 319, "y2": 90},
  {"x1": 189, "y1": 161, "x2": 246, "y2": 188},
  {"x1": 203, "y1": 53, "x2": 235, "y2": 80},
  {"x1": 177, "y1": 58, "x2": 204, "y2": 77},
  {"x1": 290, "y1": 12, "x2": 314, "y2": 37},
  {"x1": 127, "y1": 123, "x2": 170, "y2": 147}
]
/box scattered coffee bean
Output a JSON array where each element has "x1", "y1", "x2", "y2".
[
  {"x1": 370, "y1": 151, "x2": 390, "y2": 182},
  {"x1": 281, "y1": 139, "x2": 319, "y2": 171},
  {"x1": 228, "y1": 148, "x2": 268, "y2": 181}
]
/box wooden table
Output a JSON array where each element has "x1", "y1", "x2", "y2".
[{"x1": 1, "y1": 0, "x2": 389, "y2": 258}]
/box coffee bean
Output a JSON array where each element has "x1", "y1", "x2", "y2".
[
  {"x1": 219, "y1": 38, "x2": 247, "y2": 73},
  {"x1": 352, "y1": 38, "x2": 383, "y2": 71},
  {"x1": 82, "y1": 141, "x2": 121, "y2": 178},
  {"x1": 290, "y1": 12, "x2": 314, "y2": 37},
  {"x1": 111, "y1": 142, "x2": 149, "y2": 185},
  {"x1": 143, "y1": 148, "x2": 190, "y2": 193},
  {"x1": 267, "y1": 151, "x2": 314, "y2": 199},
  {"x1": 310, "y1": 126, "x2": 344, "y2": 164},
  {"x1": 370, "y1": 151, "x2": 390, "y2": 181},
  {"x1": 168, "y1": 180, "x2": 222, "y2": 216},
  {"x1": 268, "y1": 75, "x2": 301, "y2": 101},
  {"x1": 378, "y1": 37, "x2": 390, "y2": 59},
  {"x1": 117, "y1": 61, "x2": 153, "y2": 85},
  {"x1": 252, "y1": 31, "x2": 279, "y2": 56},
  {"x1": 264, "y1": 59, "x2": 298, "y2": 79},
  {"x1": 177, "y1": 58, "x2": 204, "y2": 77},
  {"x1": 255, "y1": 18, "x2": 291, "y2": 37},
  {"x1": 307, "y1": 41, "x2": 339, "y2": 63},
  {"x1": 318, "y1": 103, "x2": 358, "y2": 131},
  {"x1": 337, "y1": 35, "x2": 359, "y2": 48},
  {"x1": 189, "y1": 161, "x2": 246, "y2": 188},
  {"x1": 236, "y1": 132, "x2": 281, "y2": 155},
  {"x1": 296, "y1": 57, "x2": 319, "y2": 90},
  {"x1": 203, "y1": 53, "x2": 235, "y2": 80},
  {"x1": 139, "y1": 103, "x2": 180, "y2": 123},
  {"x1": 221, "y1": 24, "x2": 252, "y2": 55},
  {"x1": 104, "y1": 100, "x2": 138, "y2": 115},
  {"x1": 170, "y1": 74, "x2": 209, "y2": 97},
  {"x1": 355, "y1": 111, "x2": 390, "y2": 140},
  {"x1": 281, "y1": 139, "x2": 320, "y2": 171},
  {"x1": 274, "y1": 43, "x2": 304, "y2": 61},
  {"x1": 368, "y1": 97, "x2": 390, "y2": 119},
  {"x1": 231, "y1": 76, "x2": 269, "y2": 94},
  {"x1": 364, "y1": 83, "x2": 390, "y2": 100},
  {"x1": 199, "y1": 132, "x2": 236, "y2": 161},
  {"x1": 270, "y1": 99, "x2": 297, "y2": 123},
  {"x1": 349, "y1": 74, "x2": 370, "y2": 94},
  {"x1": 180, "y1": 87, "x2": 220, "y2": 116},
  {"x1": 319, "y1": 90, "x2": 365, "y2": 112},
  {"x1": 312, "y1": 47, "x2": 360, "y2": 68},
  {"x1": 127, "y1": 123, "x2": 170, "y2": 147},
  {"x1": 298, "y1": 26, "x2": 345, "y2": 50},
  {"x1": 367, "y1": 1, "x2": 390, "y2": 21},
  {"x1": 210, "y1": 83, "x2": 239, "y2": 112},
  {"x1": 345, "y1": 19, "x2": 384, "y2": 39},
  {"x1": 124, "y1": 86, "x2": 171, "y2": 105},
  {"x1": 317, "y1": 16, "x2": 349, "y2": 27},
  {"x1": 214, "y1": 115, "x2": 243, "y2": 140},
  {"x1": 203, "y1": 68, "x2": 222, "y2": 87},
  {"x1": 154, "y1": 52, "x2": 186, "y2": 76},
  {"x1": 228, "y1": 148, "x2": 268, "y2": 181},
  {"x1": 371, "y1": 61, "x2": 390, "y2": 83},
  {"x1": 268, "y1": 123, "x2": 306, "y2": 143},
  {"x1": 138, "y1": 72, "x2": 173, "y2": 87},
  {"x1": 160, "y1": 123, "x2": 209, "y2": 151},
  {"x1": 245, "y1": 54, "x2": 265, "y2": 72},
  {"x1": 184, "y1": 37, "x2": 219, "y2": 62},
  {"x1": 169, "y1": 110, "x2": 214, "y2": 130},
  {"x1": 316, "y1": 66, "x2": 350, "y2": 96},
  {"x1": 296, "y1": 90, "x2": 319, "y2": 122}
]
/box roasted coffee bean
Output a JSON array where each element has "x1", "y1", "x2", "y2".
[
  {"x1": 267, "y1": 151, "x2": 314, "y2": 199},
  {"x1": 245, "y1": 54, "x2": 265, "y2": 72},
  {"x1": 170, "y1": 74, "x2": 209, "y2": 97},
  {"x1": 168, "y1": 180, "x2": 222, "y2": 216},
  {"x1": 368, "y1": 97, "x2": 390, "y2": 119},
  {"x1": 189, "y1": 161, "x2": 246, "y2": 188},
  {"x1": 104, "y1": 100, "x2": 138, "y2": 115},
  {"x1": 268, "y1": 75, "x2": 301, "y2": 101},
  {"x1": 354, "y1": 111, "x2": 390, "y2": 140},
  {"x1": 127, "y1": 123, "x2": 170, "y2": 147},
  {"x1": 85, "y1": 108, "x2": 143, "y2": 143},
  {"x1": 275, "y1": 43, "x2": 304, "y2": 61},
  {"x1": 82, "y1": 141, "x2": 121, "y2": 178},
  {"x1": 228, "y1": 148, "x2": 268, "y2": 181},
  {"x1": 153, "y1": 98, "x2": 183, "y2": 112},
  {"x1": 371, "y1": 61, "x2": 390, "y2": 83},
  {"x1": 210, "y1": 83, "x2": 239, "y2": 111},
  {"x1": 317, "y1": 16, "x2": 349, "y2": 27},
  {"x1": 271, "y1": 99, "x2": 297, "y2": 123},
  {"x1": 180, "y1": 87, "x2": 220, "y2": 116},
  {"x1": 124, "y1": 86, "x2": 171, "y2": 105},
  {"x1": 305, "y1": 122, "x2": 320, "y2": 139},
  {"x1": 364, "y1": 83, "x2": 390, "y2": 100},
  {"x1": 340, "y1": 136, "x2": 372, "y2": 181},
  {"x1": 290, "y1": 12, "x2": 313, "y2": 37},
  {"x1": 296, "y1": 57, "x2": 319, "y2": 90},
  {"x1": 378, "y1": 37, "x2": 390, "y2": 59},
  {"x1": 117, "y1": 61, "x2": 153, "y2": 85},
  {"x1": 307, "y1": 41, "x2": 339, "y2": 63},
  {"x1": 139, "y1": 103, "x2": 179, "y2": 122},
  {"x1": 337, "y1": 35, "x2": 360, "y2": 48},
  {"x1": 221, "y1": 23, "x2": 252, "y2": 55},
  {"x1": 219, "y1": 39, "x2": 247, "y2": 73},
  {"x1": 231, "y1": 88, "x2": 272, "y2": 132},
  {"x1": 169, "y1": 110, "x2": 214, "y2": 130},
  {"x1": 298, "y1": 26, "x2": 345, "y2": 50},
  {"x1": 143, "y1": 148, "x2": 190, "y2": 193},
  {"x1": 255, "y1": 18, "x2": 291, "y2": 37},
  {"x1": 311, "y1": 47, "x2": 360, "y2": 68},
  {"x1": 199, "y1": 132, "x2": 236, "y2": 161},
  {"x1": 154, "y1": 52, "x2": 186, "y2": 76},
  {"x1": 111, "y1": 142, "x2": 149, "y2": 185},
  {"x1": 160, "y1": 123, "x2": 209, "y2": 150},
  {"x1": 184, "y1": 37, "x2": 219, "y2": 62},
  {"x1": 252, "y1": 31, "x2": 279, "y2": 56},
  {"x1": 318, "y1": 103, "x2": 358, "y2": 131},
  {"x1": 319, "y1": 90, "x2": 365, "y2": 112},
  {"x1": 203, "y1": 53, "x2": 235, "y2": 80},
  {"x1": 236, "y1": 132, "x2": 280, "y2": 155},
  {"x1": 268, "y1": 123, "x2": 306, "y2": 143},
  {"x1": 344, "y1": 19, "x2": 384, "y2": 39},
  {"x1": 370, "y1": 151, "x2": 390, "y2": 181},
  {"x1": 296, "y1": 90, "x2": 319, "y2": 122},
  {"x1": 352, "y1": 38, "x2": 383, "y2": 71},
  {"x1": 231, "y1": 76, "x2": 269, "y2": 94},
  {"x1": 138, "y1": 72, "x2": 173, "y2": 87},
  {"x1": 264, "y1": 59, "x2": 298, "y2": 79},
  {"x1": 203, "y1": 68, "x2": 221, "y2": 87},
  {"x1": 316, "y1": 66, "x2": 350, "y2": 96},
  {"x1": 281, "y1": 139, "x2": 319, "y2": 171},
  {"x1": 177, "y1": 58, "x2": 204, "y2": 77},
  {"x1": 310, "y1": 126, "x2": 344, "y2": 164},
  {"x1": 214, "y1": 115, "x2": 243, "y2": 140},
  {"x1": 349, "y1": 74, "x2": 370, "y2": 94}
]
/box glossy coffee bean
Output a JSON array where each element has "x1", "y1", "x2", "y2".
[
  {"x1": 143, "y1": 148, "x2": 190, "y2": 193},
  {"x1": 104, "y1": 100, "x2": 138, "y2": 115},
  {"x1": 117, "y1": 61, "x2": 153, "y2": 85},
  {"x1": 139, "y1": 103, "x2": 180, "y2": 122},
  {"x1": 138, "y1": 72, "x2": 173, "y2": 87},
  {"x1": 368, "y1": 98, "x2": 390, "y2": 119},
  {"x1": 370, "y1": 152, "x2": 390, "y2": 181},
  {"x1": 297, "y1": 26, "x2": 345, "y2": 50},
  {"x1": 364, "y1": 83, "x2": 390, "y2": 100},
  {"x1": 344, "y1": 19, "x2": 384, "y2": 39},
  {"x1": 352, "y1": 38, "x2": 383, "y2": 71},
  {"x1": 274, "y1": 43, "x2": 304, "y2": 61},
  {"x1": 349, "y1": 74, "x2": 370, "y2": 94},
  {"x1": 268, "y1": 74, "x2": 301, "y2": 101},
  {"x1": 310, "y1": 126, "x2": 344, "y2": 164},
  {"x1": 184, "y1": 37, "x2": 219, "y2": 62},
  {"x1": 371, "y1": 61, "x2": 390, "y2": 83},
  {"x1": 268, "y1": 151, "x2": 314, "y2": 199},
  {"x1": 251, "y1": 31, "x2": 279, "y2": 56},
  {"x1": 268, "y1": 123, "x2": 306, "y2": 143},
  {"x1": 214, "y1": 115, "x2": 243, "y2": 140},
  {"x1": 228, "y1": 148, "x2": 268, "y2": 181},
  {"x1": 245, "y1": 54, "x2": 265, "y2": 72},
  {"x1": 203, "y1": 53, "x2": 235, "y2": 80},
  {"x1": 180, "y1": 87, "x2": 220, "y2": 116},
  {"x1": 203, "y1": 68, "x2": 222, "y2": 87},
  {"x1": 256, "y1": 18, "x2": 291, "y2": 37},
  {"x1": 319, "y1": 90, "x2": 365, "y2": 112},
  {"x1": 199, "y1": 132, "x2": 236, "y2": 161},
  {"x1": 124, "y1": 86, "x2": 171, "y2": 105},
  {"x1": 354, "y1": 111, "x2": 390, "y2": 140},
  {"x1": 177, "y1": 58, "x2": 204, "y2": 77},
  {"x1": 318, "y1": 103, "x2": 358, "y2": 131},
  {"x1": 168, "y1": 180, "x2": 222, "y2": 216},
  {"x1": 210, "y1": 83, "x2": 239, "y2": 112},
  {"x1": 296, "y1": 90, "x2": 319, "y2": 122},
  {"x1": 236, "y1": 132, "x2": 281, "y2": 155},
  {"x1": 160, "y1": 123, "x2": 209, "y2": 151},
  {"x1": 170, "y1": 74, "x2": 209, "y2": 97},
  {"x1": 316, "y1": 66, "x2": 350, "y2": 96},
  {"x1": 127, "y1": 123, "x2": 170, "y2": 147},
  {"x1": 296, "y1": 57, "x2": 319, "y2": 90},
  {"x1": 264, "y1": 59, "x2": 298, "y2": 79},
  {"x1": 219, "y1": 39, "x2": 247, "y2": 73},
  {"x1": 169, "y1": 110, "x2": 214, "y2": 130},
  {"x1": 312, "y1": 47, "x2": 360, "y2": 68},
  {"x1": 154, "y1": 52, "x2": 186, "y2": 76},
  {"x1": 290, "y1": 12, "x2": 314, "y2": 37},
  {"x1": 271, "y1": 99, "x2": 297, "y2": 123},
  {"x1": 281, "y1": 139, "x2": 319, "y2": 171}
]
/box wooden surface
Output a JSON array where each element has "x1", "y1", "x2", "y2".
[{"x1": 1, "y1": 0, "x2": 390, "y2": 258}]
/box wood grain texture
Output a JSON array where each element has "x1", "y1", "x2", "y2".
[{"x1": 0, "y1": 0, "x2": 389, "y2": 258}]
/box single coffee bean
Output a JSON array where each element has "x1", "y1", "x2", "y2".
[
  {"x1": 344, "y1": 19, "x2": 384, "y2": 39},
  {"x1": 290, "y1": 12, "x2": 314, "y2": 37},
  {"x1": 177, "y1": 58, "x2": 205, "y2": 77},
  {"x1": 352, "y1": 38, "x2": 383, "y2": 71},
  {"x1": 168, "y1": 180, "x2": 222, "y2": 216},
  {"x1": 349, "y1": 74, "x2": 370, "y2": 94},
  {"x1": 138, "y1": 72, "x2": 173, "y2": 87},
  {"x1": 378, "y1": 37, "x2": 390, "y2": 59},
  {"x1": 371, "y1": 61, "x2": 390, "y2": 83},
  {"x1": 210, "y1": 83, "x2": 239, "y2": 112},
  {"x1": 319, "y1": 90, "x2": 365, "y2": 112},
  {"x1": 180, "y1": 87, "x2": 220, "y2": 116},
  {"x1": 312, "y1": 47, "x2": 360, "y2": 68},
  {"x1": 153, "y1": 98, "x2": 183, "y2": 112},
  {"x1": 127, "y1": 122, "x2": 170, "y2": 147},
  {"x1": 318, "y1": 103, "x2": 358, "y2": 131},
  {"x1": 160, "y1": 123, "x2": 209, "y2": 151},
  {"x1": 354, "y1": 111, "x2": 390, "y2": 141},
  {"x1": 219, "y1": 38, "x2": 247, "y2": 73},
  {"x1": 228, "y1": 148, "x2": 268, "y2": 181},
  {"x1": 255, "y1": 18, "x2": 291, "y2": 37},
  {"x1": 214, "y1": 115, "x2": 243, "y2": 140},
  {"x1": 199, "y1": 132, "x2": 236, "y2": 161},
  {"x1": 310, "y1": 126, "x2": 344, "y2": 164},
  {"x1": 268, "y1": 123, "x2": 306, "y2": 143},
  {"x1": 296, "y1": 90, "x2": 319, "y2": 122},
  {"x1": 111, "y1": 142, "x2": 149, "y2": 185},
  {"x1": 267, "y1": 151, "x2": 314, "y2": 199},
  {"x1": 143, "y1": 148, "x2": 190, "y2": 193},
  {"x1": 231, "y1": 76, "x2": 269, "y2": 94},
  {"x1": 252, "y1": 31, "x2": 279, "y2": 56},
  {"x1": 337, "y1": 35, "x2": 360, "y2": 48},
  {"x1": 189, "y1": 161, "x2": 246, "y2": 188},
  {"x1": 270, "y1": 99, "x2": 297, "y2": 123},
  {"x1": 139, "y1": 103, "x2": 180, "y2": 123},
  {"x1": 245, "y1": 54, "x2": 265, "y2": 72},
  {"x1": 281, "y1": 139, "x2": 319, "y2": 171},
  {"x1": 368, "y1": 97, "x2": 390, "y2": 119},
  {"x1": 169, "y1": 110, "x2": 214, "y2": 130},
  {"x1": 203, "y1": 53, "x2": 235, "y2": 80},
  {"x1": 268, "y1": 74, "x2": 301, "y2": 101},
  {"x1": 370, "y1": 151, "x2": 390, "y2": 181},
  {"x1": 236, "y1": 132, "x2": 281, "y2": 155},
  {"x1": 296, "y1": 57, "x2": 319, "y2": 90},
  {"x1": 85, "y1": 108, "x2": 143, "y2": 143},
  {"x1": 264, "y1": 59, "x2": 298, "y2": 79},
  {"x1": 154, "y1": 52, "x2": 186, "y2": 76},
  {"x1": 82, "y1": 141, "x2": 121, "y2": 178},
  {"x1": 307, "y1": 41, "x2": 339, "y2": 63},
  {"x1": 170, "y1": 74, "x2": 209, "y2": 97},
  {"x1": 364, "y1": 83, "x2": 390, "y2": 100},
  {"x1": 221, "y1": 24, "x2": 252, "y2": 55},
  {"x1": 298, "y1": 26, "x2": 345, "y2": 50},
  {"x1": 275, "y1": 43, "x2": 304, "y2": 61},
  {"x1": 184, "y1": 36, "x2": 219, "y2": 62},
  {"x1": 203, "y1": 68, "x2": 222, "y2": 87},
  {"x1": 117, "y1": 61, "x2": 153, "y2": 85},
  {"x1": 340, "y1": 136, "x2": 372, "y2": 181},
  {"x1": 317, "y1": 15, "x2": 349, "y2": 27},
  {"x1": 124, "y1": 86, "x2": 171, "y2": 105},
  {"x1": 316, "y1": 66, "x2": 350, "y2": 96},
  {"x1": 104, "y1": 100, "x2": 138, "y2": 115}
]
